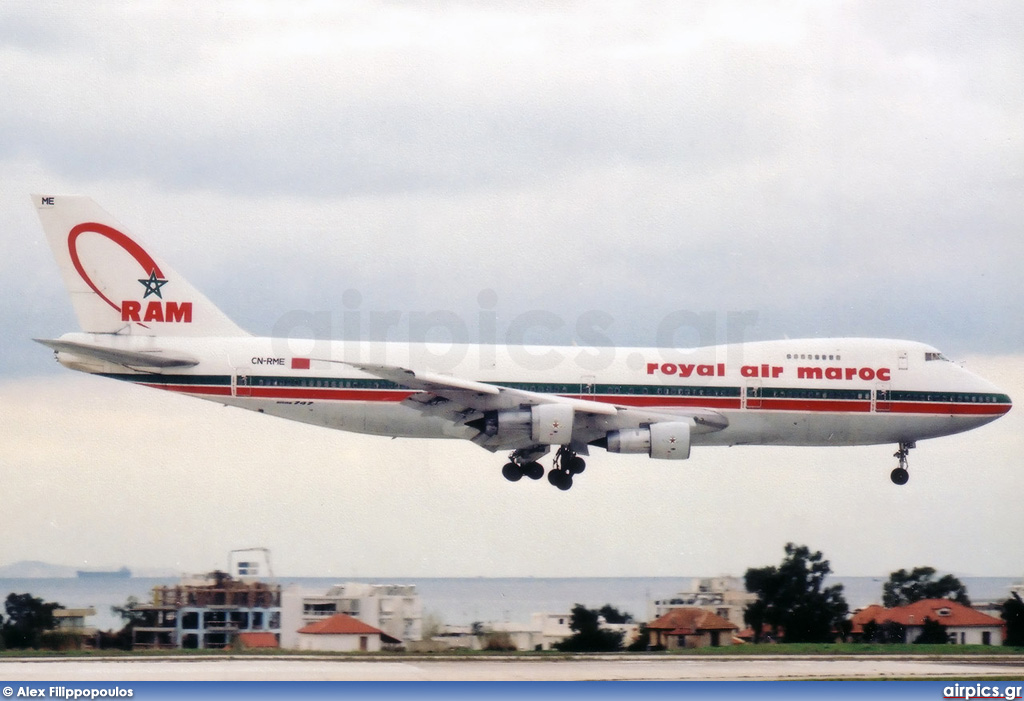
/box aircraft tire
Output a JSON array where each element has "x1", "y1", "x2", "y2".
[
  {"x1": 890, "y1": 467, "x2": 909, "y2": 486},
  {"x1": 547, "y1": 469, "x2": 573, "y2": 490},
  {"x1": 502, "y1": 462, "x2": 524, "y2": 482},
  {"x1": 565, "y1": 456, "x2": 586, "y2": 474},
  {"x1": 524, "y1": 461, "x2": 544, "y2": 480}
]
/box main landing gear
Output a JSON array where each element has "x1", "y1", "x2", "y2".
[
  {"x1": 502, "y1": 446, "x2": 586, "y2": 491},
  {"x1": 890, "y1": 441, "x2": 914, "y2": 485},
  {"x1": 547, "y1": 446, "x2": 586, "y2": 491}
]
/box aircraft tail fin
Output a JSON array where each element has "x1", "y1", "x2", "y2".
[{"x1": 33, "y1": 194, "x2": 247, "y2": 337}]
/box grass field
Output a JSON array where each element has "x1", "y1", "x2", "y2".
[{"x1": 1, "y1": 643, "x2": 1022, "y2": 658}]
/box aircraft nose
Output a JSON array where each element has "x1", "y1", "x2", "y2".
[
  {"x1": 999, "y1": 391, "x2": 1013, "y2": 415},
  {"x1": 964, "y1": 367, "x2": 1012, "y2": 416},
  {"x1": 986, "y1": 381, "x2": 1012, "y2": 416}
]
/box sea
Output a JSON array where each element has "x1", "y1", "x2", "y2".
[{"x1": 1, "y1": 576, "x2": 1018, "y2": 633}]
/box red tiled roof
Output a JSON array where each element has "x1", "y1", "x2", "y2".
[
  {"x1": 648, "y1": 608, "x2": 738, "y2": 632},
  {"x1": 298, "y1": 613, "x2": 385, "y2": 636},
  {"x1": 237, "y1": 632, "x2": 279, "y2": 648},
  {"x1": 737, "y1": 625, "x2": 784, "y2": 640},
  {"x1": 852, "y1": 599, "x2": 1004, "y2": 633}
]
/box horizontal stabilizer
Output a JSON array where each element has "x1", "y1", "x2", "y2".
[{"x1": 34, "y1": 338, "x2": 199, "y2": 369}]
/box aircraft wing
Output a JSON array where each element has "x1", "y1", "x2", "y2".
[
  {"x1": 343, "y1": 361, "x2": 727, "y2": 451},
  {"x1": 34, "y1": 338, "x2": 200, "y2": 369},
  {"x1": 347, "y1": 362, "x2": 618, "y2": 415}
]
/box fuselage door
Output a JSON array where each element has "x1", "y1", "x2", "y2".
[
  {"x1": 875, "y1": 381, "x2": 891, "y2": 412},
  {"x1": 234, "y1": 372, "x2": 251, "y2": 398},
  {"x1": 580, "y1": 374, "x2": 596, "y2": 397},
  {"x1": 745, "y1": 380, "x2": 762, "y2": 409}
]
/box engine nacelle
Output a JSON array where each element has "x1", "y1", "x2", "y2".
[
  {"x1": 478, "y1": 404, "x2": 576, "y2": 445},
  {"x1": 606, "y1": 421, "x2": 691, "y2": 460},
  {"x1": 531, "y1": 403, "x2": 575, "y2": 445}
]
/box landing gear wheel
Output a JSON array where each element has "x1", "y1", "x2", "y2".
[
  {"x1": 523, "y1": 461, "x2": 544, "y2": 480},
  {"x1": 564, "y1": 455, "x2": 586, "y2": 474},
  {"x1": 501, "y1": 462, "x2": 524, "y2": 482},
  {"x1": 547, "y1": 469, "x2": 573, "y2": 491},
  {"x1": 890, "y1": 441, "x2": 914, "y2": 486},
  {"x1": 501, "y1": 447, "x2": 551, "y2": 485}
]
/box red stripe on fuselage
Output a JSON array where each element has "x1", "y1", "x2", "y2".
[
  {"x1": 887, "y1": 401, "x2": 1011, "y2": 416},
  {"x1": 248, "y1": 387, "x2": 415, "y2": 402},
  {"x1": 577, "y1": 395, "x2": 742, "y2": 410},
  {"x1": 139, "y1": 383, "x2": 232, "y2": 396},
  {"x1": 134, "y1": 381, "x2": 1011, "y2": 417},
  {"x1": 759, "y1": 399, "x2": 872, "y2": 413}
]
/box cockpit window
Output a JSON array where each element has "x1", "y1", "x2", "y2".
[{"x1": 925, "y1": 351, "x2": 950, "y2": 362}]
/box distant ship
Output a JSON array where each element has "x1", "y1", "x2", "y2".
[{"x1": 76, "y1": 567, "x2": 131, "y2": 579}]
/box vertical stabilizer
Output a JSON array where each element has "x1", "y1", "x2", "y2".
[{"x1": 33, "y1": 194, "x2": 247, "y2": 337}]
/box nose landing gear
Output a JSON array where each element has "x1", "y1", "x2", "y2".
[{"x1": 890, "y1": 442, "x2": 914, "y2": 485}]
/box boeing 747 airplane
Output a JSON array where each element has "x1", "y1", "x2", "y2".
[{"x1": 33, "y1": 195, "x2": 1012, "y2": 490}]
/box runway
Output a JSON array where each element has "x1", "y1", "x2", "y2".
[{"x1": 3, "y1": 654, "x2": 1023, "y2": 681}]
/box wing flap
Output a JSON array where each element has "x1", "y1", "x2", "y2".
[{"x1": 345, "y1": 361, "x2": 618, "y2": 416}]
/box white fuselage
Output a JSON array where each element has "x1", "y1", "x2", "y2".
[{"x1": 52, "y1": 333, "x2": 1011, "y2": 451}]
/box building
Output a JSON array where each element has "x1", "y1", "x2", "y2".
[
  {"x1": 650, "y1": 577, "x2": 757, "y2": 629},
  {"x1": 229, "y1": 548, "x2": 273, "y2": 581},
  {"x1": 295, "y1": 613, "x2": 400, "y2": 652},
  {"x1": 280, "y1": 582, "x2": 422, "y2": 649},
  {"x1": 424, "y1": 613, "x2": 638, "y2": 652},
  {"x1": 488, "y1": 612, "x2": 574, "y2": 651},
  {"x1": 130, "y1": 571, "x2": 281, "y2": 649},
  {"x1": 52, "y1": 607, "x2": 98, "y2": 648},
  {"x1": 646, "y1": 608, "x2": 739, "y2": 649},
  {"x1": 851, "y1": 599, "x2": 1005, "y2": 645}
]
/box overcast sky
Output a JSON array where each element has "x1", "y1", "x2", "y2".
[{"x1": 1, "y1": 2, "x2": 1022, "y2": 581}]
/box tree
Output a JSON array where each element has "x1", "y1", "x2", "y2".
[
  {"x1": 860, "y1": 619, "x2": 907, "y2": 644},
  {"x1": 743, "y1": 543, "x2": 849, "y2": 643},
  {"x1": 480, "y1": 629, "x2": 516, "y2": 651},
  {"x1": 880, "y1": 621, "x2": 907, "y2": 644},
  {"x1": 882, "y1": 567, "x2": 970, "y2": 608},
  {"x1": 554, "y1": 604, "x2": 625, "y2": 652},
  {"x1": 111, "y1": 595, "x2": 145, "y2": 627},
  {"x1": 103, "y1": 595, "x2": 152, "y2": 650},
  {"x1": 913, "y1": 617, "x2": 948, "y2": 644},
  {"x1": 2, "y1": 592, "x2": 61, "y2": 649},
  {"x1": 421, "y1": 611, "x2": 444, "y2": 639},
  {"x1": 598, "y1": 604, "x2": 633, "y2": 624},
  {"x1": 1002, "y1": 592, "x2": 1024, "y2": 647}
]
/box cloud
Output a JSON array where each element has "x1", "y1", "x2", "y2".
[
  {"x1": 1, "y1": 1, "x2": 1020, "y2": 587},
  {"x1": 2, "y1": 2, "x2": 1021, "y2": 358},
  {"x1": 0, "y1": 352, "x2": 1019, "y2": 577}
]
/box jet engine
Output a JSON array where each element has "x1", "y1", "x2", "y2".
[
  {"x1": 472, "y1": 404, "x2": 575, "y2": 445},
  {"x1": 605, "y1": 421, "x2": 691, "y2": 459}
]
